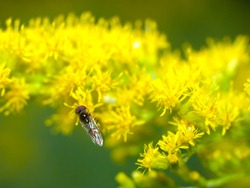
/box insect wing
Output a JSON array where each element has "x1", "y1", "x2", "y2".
[
  {"x1": 79, "y1": 116, "x2": 104, "y2": 147},
  {"x1": 89, "y1": 116, "x2": 104, "y2": 146}
]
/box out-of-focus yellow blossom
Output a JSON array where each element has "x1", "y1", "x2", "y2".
[
  {"x1": 185, "y1": 36, "x2": 249, "y2": 81},
  {"x1": 116, "y1": 172, "x2": 136, "y2": 188},
  {"x1": 244, "y1": 78, "x2": 250, "y2": 109},
  {"x1": 244, "y1": 78, "x2": 250, "y2": 96},
  {"x1": 199, "y1": 140, "x2": 250, "y2": 177},
  {"x1": 116, "y1": 170, "x2": 176, "y2": 188},
  {"x1": 0, "y1": 63, "x2": 12, "y2": 96},
  {"x1": 1, "y1": 12, "x2": 250, "y2": 188},
  {"x1": 0, "y1": 78, "x2": 29, "y2": 115},
  {"x1": 45, "y1": 107, "x2": 75, "y2": 134}
]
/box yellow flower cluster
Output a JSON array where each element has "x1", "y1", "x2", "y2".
[
  {"x1": 136, "y1": 36, "x2": 250, "y2": 173},
  {"x1": 1, "y1": 12, "x2": 250, "y2": 187},
  {"x1": 0, "y1": 62, "x2": 30, "y2": 115}
]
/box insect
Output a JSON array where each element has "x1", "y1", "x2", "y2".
[{"x1": 75, "y1": 105, "x2": 103, "y2": 146}]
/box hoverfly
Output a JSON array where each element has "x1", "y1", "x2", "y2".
[{"x1": 75, "y1": 105, "x2": 103, "y2": 146}]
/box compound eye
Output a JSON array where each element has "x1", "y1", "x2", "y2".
[{"x1": 75, "y1": 105, "x2": 87, "y2": 115}]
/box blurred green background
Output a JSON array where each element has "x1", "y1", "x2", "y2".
[{"x1": 0, "y1": 0, "x2": 250, "y2": 187}]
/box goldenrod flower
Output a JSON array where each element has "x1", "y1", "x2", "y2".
[
  {"x1": 158, "y1": 132, "x2": 182, "y2": 154},
  {"x1": 150, "y1": 55, "x2": 200, "y2": 116},
  {"x1": 173, "y1": 119, "x2": 204, "y2": 147},
  {"x1": 1, "y1": 12, "x2": 250, "y2": 188},
  {"x1": 190, "y1": 84, "x2": 220, "y2": 134},
  {"x1": 217, "y1": 92, "x2": 245, "y2": 135},
  {"x1": 150, "y1": 68, "x2": 191, "y2": 116},
  {"x1": 136, "y1": 142, "x2": 168, "y2": 171}
]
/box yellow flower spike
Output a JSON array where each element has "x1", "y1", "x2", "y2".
[
  {"x1": 136, "y1": 142, "x2": 168, "y2": 172},
  {"x1": 151, "y1": 118, "x2": 205, "y2": 172}
]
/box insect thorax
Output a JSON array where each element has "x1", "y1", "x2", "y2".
[{"x1": 79, "y1": 111, "x2": 90, "y2": 124}]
